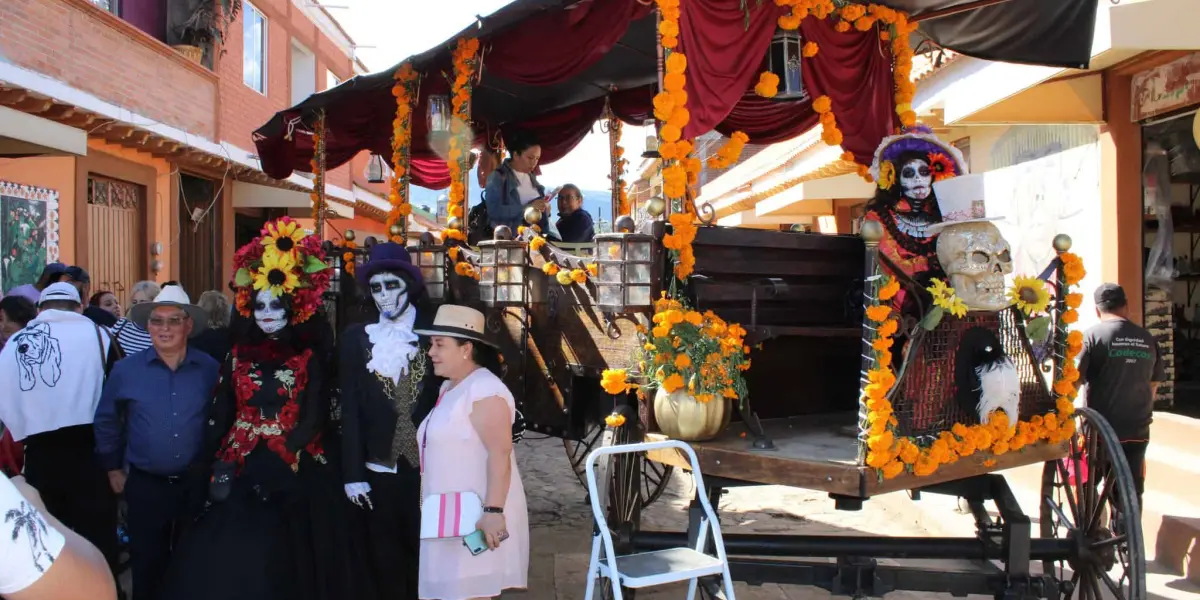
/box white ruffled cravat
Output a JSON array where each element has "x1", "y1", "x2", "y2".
[{"x1": 364, "y1": 306, "x2": 419, "y2": 385}]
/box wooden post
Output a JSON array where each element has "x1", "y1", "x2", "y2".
[{"x1": 1051, "y1": 234, "x2": 1073, "y2": 389}]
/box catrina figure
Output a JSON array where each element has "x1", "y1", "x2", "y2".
[{"x1": 162, "y1": 217, "x2": 373, "y2": 600}]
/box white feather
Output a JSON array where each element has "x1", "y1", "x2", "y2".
[{"x1": 976, "y1": 358, "x2": 1020, "y2": 428}]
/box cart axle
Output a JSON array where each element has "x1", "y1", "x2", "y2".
[{"x1": 632, "y1": 531, "x2": 1075, "y2": 562}]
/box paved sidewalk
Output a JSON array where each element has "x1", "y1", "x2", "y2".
[{"x1": 512, "y1": 436, "x2": 975, "y2": 600}]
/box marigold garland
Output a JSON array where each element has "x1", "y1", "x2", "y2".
[
  {"x1": 342, "y1": 237, "x2": 356, "y2": 276},
  {"x1": 388, "y1": 63, "x2": 419, "y2": 243},
  {"x1": 309, "y1": 113, "x2": 326, "y2": 224},
  {"x1": 706, "y1": 131, "x2": 749, "y2": 170},
  {"x1": 754, "y1": 71, "x2": 780, "y2": 98},
  {"x1": 441, "y1": 37, "x2": 480, "y2": 244},
  {"x1": 608, "y1": 113, "x2": 630, "y2": 216},
  {"x1": 862, "y1": 254, "x2": 1087, "y2": 480}
]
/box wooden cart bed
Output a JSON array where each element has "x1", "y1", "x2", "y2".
[{"x1": 643, "y1": 414, "x2": 1069, "y2": 498}]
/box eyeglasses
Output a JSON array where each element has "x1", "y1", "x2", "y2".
[{"x1": 148, "y1": 316, "x2": 189, "y2": 329}]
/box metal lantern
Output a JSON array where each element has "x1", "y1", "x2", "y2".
[
  {"x1": 594, "y1": 232, "x2": 654, "y2": 311},
  {"x1": 408, "y1": 234, "x2": 447, "y2": 302},
  {"x1": 427, "y1": 95, "x2": 452, "y2": 133},
  {"x1": 478, "y1": 239, "x2": 527, "y2": 307},
  {"x1": 766, "y1": 29, "x2": 809, "y2": 101},
  {"x1": 365, "y1": 154, "x2": 387, "y2": 184}
]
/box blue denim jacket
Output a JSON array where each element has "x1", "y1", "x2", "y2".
[{"x1": 483, "y1": 161, "x2": 549, "y2": 232}]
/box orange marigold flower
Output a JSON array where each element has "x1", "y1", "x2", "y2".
[
  {"x1": 878, "y1": 278, "x2": 901, "y2": 301},
  {"x1": 881, "y1": 460, "x2": 905, "y2": 479},
  {"x1": 866, "y1": 305, "x2": 892, "y2": 323}
]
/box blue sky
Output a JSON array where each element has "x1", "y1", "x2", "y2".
[{"x1": 328, "y1": 0, "x2": 652, "y2": 192}]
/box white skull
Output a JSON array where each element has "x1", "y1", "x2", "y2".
[
  {"x1": 253, "y1": 289, "x2": 287, "y2": 334},
  {"x1": 936, "y1": 222, "x2": 1013, "y2": 311},
  {"x1": 369, "y1": 272, "x2": 409, "y2": 320},
  {"x1": 900, "y1": 158, "x2": 933, "y2": 201}
]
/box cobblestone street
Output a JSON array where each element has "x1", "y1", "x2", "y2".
[{"x1": 512, "y1": 435, "x2": 948, "y2": 600}]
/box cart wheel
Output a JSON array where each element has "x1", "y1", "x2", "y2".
[
  {"x1": 564, "y1": 420, "x2": 675, "y2": 508},
  {"x1": 1039, "y1": 407, "x2": 1146, "y2": 600}
]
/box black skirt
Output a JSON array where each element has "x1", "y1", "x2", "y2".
[{"x1": 162, "y1": 448, "x2": 375, "y2": 600}]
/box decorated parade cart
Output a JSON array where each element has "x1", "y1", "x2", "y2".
[{"x1": 253, "y1": 0, "x2": 1142, "y2": 598}]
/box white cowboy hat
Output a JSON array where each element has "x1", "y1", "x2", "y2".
[
  {"x1": 414, "y1": 304, "x2": 498, "y2": 348},
  {"x1": 927, "y1": 174, "x2": 1006, "y2": 234},
  {"x1": 128, "y1": 284, "x2": 208, "y2": 337}
]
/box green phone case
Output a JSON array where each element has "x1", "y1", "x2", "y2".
[{"x1": 463, "y1": 529, "x2": 488, "y2": 555}]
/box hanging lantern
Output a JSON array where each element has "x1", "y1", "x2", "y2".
[
  {"x1": 408, "y1": 233, "x2": 447, "y2": 302},
  {"x1": 478, "y1": 239, "x2": 527, "y2": 307},
  {"x1": 766, "y1": 29, "x2": 809, "y2": 101},
  {"x1": 594, "y1": 232, "x2": 655, "y2": 311},
  {"x1": 427, "y1": 95, "x2": 452, "y2": 133},
  {"x1": 365, "y1": 153, "x2": 387, "y2": 184}
]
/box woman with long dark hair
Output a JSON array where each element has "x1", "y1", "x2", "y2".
[{"x1": 161, "y1": 217, "x2": 370, "y2": 600}]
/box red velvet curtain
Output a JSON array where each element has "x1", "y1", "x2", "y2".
[
  {"x1": 679, "y1": 1, "x2": 893, "y2": 164},
  {"x1": 798, "y1": 17, "x2": 895, "y2": 164},
  {"x1": 486, "y1": 0, "x2": 653, "y2": 85},
  {"x1": 678, "y1": 0, "x2": 782, "y2": 139}
]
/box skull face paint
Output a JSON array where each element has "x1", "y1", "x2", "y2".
[
  {"x1": 936, "y1": 222, "x2": 1014, "y2": 311},
  {"x1": 899, "y1": 159, "x2": 933, "y2": 202},
  {"x1": 254, "y1": 289, "x2": 287, "y2": 334},
  {"x1": 369, "y1": 272, "x2": 409, "y2": 320}
]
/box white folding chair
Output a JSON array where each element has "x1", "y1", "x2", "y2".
[{"x1": 583, "y1": 440, "x2": 736, "y2": 600}]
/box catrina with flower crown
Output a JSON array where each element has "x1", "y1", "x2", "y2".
[
  {"x1": 161, "y1": 217, "x2": 372, "y2": 600},
  {"x1": 861, "y1": 126, "x2": 967, "y2": 317}
]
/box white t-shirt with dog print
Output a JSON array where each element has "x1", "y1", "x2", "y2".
[{"x1": 0, "y1": 475, "x2": 66, "y2": 594}]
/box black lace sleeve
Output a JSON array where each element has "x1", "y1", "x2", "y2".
[
  {"x1": 286, "y1": 352, "x2": 329, "y2": 453},
  {"x1": 203, "y1": 357, "x2": 236, "y2": 463}
]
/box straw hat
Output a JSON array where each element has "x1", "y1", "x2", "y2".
[
  {"x1": 128, "y1": 285, "x2": 207, "y2": 337},
  {"x1": 414, "y1": 304, "x2": 497, "y2": 348}
]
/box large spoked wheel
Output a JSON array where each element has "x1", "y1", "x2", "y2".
[
  {"x1": 564, "y1": 420, "x2": 675, "y2": 508},
  {"x1": 1040, "y1": 406, "x2": 1146, "y2": 600}
]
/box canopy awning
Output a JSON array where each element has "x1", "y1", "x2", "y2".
[{"x1": 253, "y1": 0, "x2": 1099, "y2": 189}]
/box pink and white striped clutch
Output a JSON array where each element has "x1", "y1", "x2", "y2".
[{"x1": 420, "y1": 491, "x2": 483, "y2": 540}]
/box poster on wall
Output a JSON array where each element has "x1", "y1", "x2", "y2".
[{"x1": 0, "y1": 180, "x2": 61, "y2": 292}]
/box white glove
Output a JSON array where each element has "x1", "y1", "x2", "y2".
[{"x1": 345, "y1": 482, "x2": 373, "y2": 510}]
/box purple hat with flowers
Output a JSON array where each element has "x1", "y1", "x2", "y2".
[{"x1": 868, "y1": 125, "x2": 968, "y2": 191}]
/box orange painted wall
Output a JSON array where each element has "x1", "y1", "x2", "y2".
[
  {"x1": 0, "y1": 156, "x2": 77, "y2": 266},
  {"x1": 1100, "y1": 72, "x2": 1144, "y2": 324}
]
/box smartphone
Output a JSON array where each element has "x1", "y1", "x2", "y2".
[{"x1": 463, "y1": 530, "x2": 489, "y2": 556}]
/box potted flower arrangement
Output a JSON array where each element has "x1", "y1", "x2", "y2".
[
  {"x1": 173, "y1": 0, "x2": 242, "y2": 65},
  {"x1": 632, "y1": 294, "x2": 752, "y2": 442}
]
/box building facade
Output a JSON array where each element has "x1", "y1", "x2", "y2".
[{"x1": 0, "y1": 0, "x2": 405, "y2": 306}]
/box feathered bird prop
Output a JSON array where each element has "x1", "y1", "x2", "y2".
[{"x1": 954, "y1": 327, "x2": 1019, "y2": 428}]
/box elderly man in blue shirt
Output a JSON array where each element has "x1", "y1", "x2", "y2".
[{"x1": 94, "y1": 285, "x2": 219, "y2": 600}]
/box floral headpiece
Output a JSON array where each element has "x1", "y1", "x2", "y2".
[
  {"x1": 869, "y1": 125, "x2": 967, "y2": 191},
  {"x1": 231, "y1": 217, "x2": 331, "y2": 325}
]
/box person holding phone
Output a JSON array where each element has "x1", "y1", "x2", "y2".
[
  {"x1": 482, "y1": 130, "x2": 550, "y2": 233},
  {"x1": 414, "y1": 305, "x2": 528, "y2": 600}
]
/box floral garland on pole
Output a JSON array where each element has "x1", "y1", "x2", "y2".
[
  {"x1": 863, "y1": 255, "x2": 1086, "y2": 480},
  {"x1": 607, "y1": 110, "x2": 631, "y2": 217},
  {"x1": 309, "y1": 111, "x2": 327, "y2": 229},
  {"x1": 441, "y1": 37, "x2": 480, "y2": 245},
  {"x1": 388, "y1": 64, "x2": 419, "y2": 244},
  {"x1": 706, "y1": 131, "x2": 749, "y2": 170}
]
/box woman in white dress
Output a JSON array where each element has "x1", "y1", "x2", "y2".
[{"x1": 415, "y1": 305, "x2": 529, "y2": 600}]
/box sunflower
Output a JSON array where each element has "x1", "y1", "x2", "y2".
[
  {"x1": 260, "y1": 219, "x2": 307, "y2": 258},
  {"x1": 252, "y1": 250, "x2": 300, "y2": 297},
  {"x1": 1008, "y1": 275, "x2": 1050, "y2": 316},
  {"x1": 877, "y1": 160, "x2": 896, "y2": 190},
  {"x1": 926, "y1": 152, "x2": 957, "y2": 182}
]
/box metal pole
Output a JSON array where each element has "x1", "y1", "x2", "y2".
[{"x1": 314, "y1": 110, "x2": 328, "y2": 240}]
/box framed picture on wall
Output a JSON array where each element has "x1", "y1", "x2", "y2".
[{"x1": 0, "y1": 180, "x2": 60, "y2": 292}]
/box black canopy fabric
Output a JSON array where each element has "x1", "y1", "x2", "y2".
[{"x1": 253, "y1": 0, "x2": 1099, "y2": 180}]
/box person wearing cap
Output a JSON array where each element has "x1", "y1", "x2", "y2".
[
  {"x1": 5, "y1": 262, "x2": 69, "y2": 305},
  {"x1": 93, "y1": 284, "x2": 219, "y2": 600},
  {"x1": 62, "y1": 266, "x2": 116, "y2": 328},
  {"x1": 338, "y1": 242, "x2": 438, "y2": 600},
  {"x1": 1076, "y1": 283, "x2": 1165, "y2": 510},
  {"x1": 0, "y1": 282, "x2": 122, "y2": 573},
  {"x1": 414, "y1": 304, "x2": 529, "y2": 599}
]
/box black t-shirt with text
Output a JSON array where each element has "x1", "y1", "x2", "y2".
[{"x1": 1077, "y1": 318, "x2": 1165, "y2": 441}]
